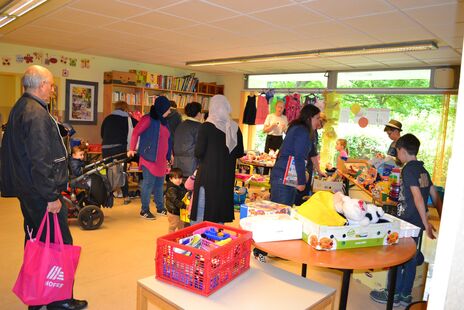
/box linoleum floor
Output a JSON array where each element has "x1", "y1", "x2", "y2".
[{"x1": 0, "y1": 195, "x2": 433, "y2": 309}]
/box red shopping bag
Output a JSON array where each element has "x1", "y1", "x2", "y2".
[{"x1": 12, "y1": 212, "x2": 81, "y2": 306}]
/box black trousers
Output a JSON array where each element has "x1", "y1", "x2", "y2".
[
  {"x1": 19, "y1": 195, "x2": 74, "y2": 309},
  {"x1": 263, "y1": 135, "x2": 283, "y2": 175},
  {"x1": 264, "y1": 135, "x2": 283, "y2": 153},
  {"x1": 19, "y1": 195, "x2": 72, "y2": 245}
]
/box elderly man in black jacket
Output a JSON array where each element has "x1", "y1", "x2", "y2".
[{"x1": 0, "y1": 65, "x2": 87, "y2": 310}]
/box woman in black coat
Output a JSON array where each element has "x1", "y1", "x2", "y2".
[
  {"x1": 173, "y1": 101, "x2": 203, "y2": 177},
  {"x1": 190, "y1": 95, "x2": 244, "y2": 224}
]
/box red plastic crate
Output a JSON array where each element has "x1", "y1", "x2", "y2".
[
  {"x1": 87, "y1": 144, "x2": 102, "y2": 153},
  {"x1": 155, "y1": 221, "x2": 252, "y2": 296}
]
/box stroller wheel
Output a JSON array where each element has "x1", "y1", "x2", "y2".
[{"x1": 78, "y1": 205, "x2": 104, "y2": 230}]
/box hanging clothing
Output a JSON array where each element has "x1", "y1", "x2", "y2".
[
  {"x1": 265, "y1": 89, "x2": 275, "y2": 103},
  {"x1": 242, "y1": 95, "x2": 257, "y2": 125},
  {"x1": 304, "y1": 93, "x2": 317, "y2": 106},
  {"x1": 285, "y1": 93, "x2": 301, "y2": 123},
  {"x1": 255, "y1": 95, "x2": 269, "y2": 125}
]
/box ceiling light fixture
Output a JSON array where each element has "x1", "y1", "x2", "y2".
[
  {"x1": 186, "y1": 40, "x2": 438, "y2": 67},
  {"x1": 0, "y1": 0, "x2": 47, "y2": 29}
]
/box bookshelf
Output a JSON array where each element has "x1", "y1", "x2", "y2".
[{"x1": 103, "y1": 83, "x2": 223, "y2": 117}]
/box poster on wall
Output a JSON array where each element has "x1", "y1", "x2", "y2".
[{"x1": 65, "y1": 79, "x2": 98, "y2": 125}]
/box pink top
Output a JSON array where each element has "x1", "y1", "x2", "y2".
[
  {"x1": 130, "y1": 116, "x2": 170, "y2": 177},
  {"x1": 285, "y1": 94, "x2": 301, "y2": 123},
  {"x1": 254, "y1": 95, "x2": 269, "y2": 125}
]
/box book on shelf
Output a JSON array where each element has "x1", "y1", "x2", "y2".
[{"x1": 112, "y1": 91, "x2": 139, "y2": 105}]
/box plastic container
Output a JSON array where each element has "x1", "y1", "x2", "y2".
[
  {"x1": 389, "y1": 183, "x2": 400, "y2": 202},
  {"x1": 87, "y1": 144, "x2": 102, "y2": 153},
  {"x1": 155, "y1": 221, "x2": 252, "y2": 296}
]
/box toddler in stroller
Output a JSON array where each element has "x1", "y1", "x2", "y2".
[{"x1": 62, "y1": 152, "x2": 128, "y2": 230}]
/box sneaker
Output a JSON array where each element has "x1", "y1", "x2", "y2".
[
  {"x1": 399, "y1": 294, "x2": 413, "y2": 306},
  {"x1": 157, "y1": 209, "x2": 168, "y2": 216},
  {"x1": 113, "y1": 191, "x2": 123, "y2": 198},
  {"x1": 123, "y1": 197, "x2": 131, "y2": 205},
  {"x1": 140, "y1": 211, "x2": 156, "y2": 220},
  {"x1": 369, "y1": 289, "x2": 400, "y2": 307}
]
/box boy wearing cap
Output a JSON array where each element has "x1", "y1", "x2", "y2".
[{"x1": 384, "y1": 119, "x2": 402, "y2": 158}]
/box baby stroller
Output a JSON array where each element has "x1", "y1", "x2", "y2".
[{"x1": 62, "y1": 153, "x2": 128, "y2": 230}]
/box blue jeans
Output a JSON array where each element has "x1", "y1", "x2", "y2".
[
  {"x1": 270, "y1": 180, "x2": 297, "y2": 206},
  {"x1": 388, "y1": 238, "x2": 419, "y2": 296},
  {"x1": 141, "y1": 166, "x2": 164, "y2": 213},
  {"x1": 190, "y1": 187, "x2": 205, "y2": 225}
]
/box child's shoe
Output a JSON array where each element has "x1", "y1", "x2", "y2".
[
  {"x1": 369, "y1": 289, "x2": 400, "y2": 307},
  {"x1": 399, "y1": 294, "x2": 413, "y2": 306}
]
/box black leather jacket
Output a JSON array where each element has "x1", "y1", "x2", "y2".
[
  {"x1": 165, "y1": 180, "x2": 187, "y2": 216},
  {"x1": 1, "y1": 93, "x2": 68, "y2": 201}
]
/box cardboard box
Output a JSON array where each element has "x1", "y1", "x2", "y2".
[
  {"x1": 240, "y1": 214, "x2": 302, "y2": 243},
  {"x1": 383, "y1": 214, "x2": 421, "y2": 238},
  {"x1": 312, "y1": 179, "x2": 344, "y2": 193},
  {"x1": 104, "y1": 71, "x2": 137, "y2": 85},
  {"x1": 293, "y1": 209, "x2": 401, "y2": 250},
  {"x1": 129, "y1": 70, "x2": 148, "y2": 85},
  {"x1": 240, "y1": 200, "x2": 291, "y2": 219}
]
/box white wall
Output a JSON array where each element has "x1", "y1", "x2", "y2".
[
  {"x1": 428, "y1": 40, "x2": 464, "y2": 309},
  {"x1": 0, "y1": 42, "x2": 246, "y2": 142},
  {"x1": 0, "y1": 42, "x2": 221, "y2": 113},
  {"x1": 217, "y1": 73, "x2": 245, "y2": 120}
]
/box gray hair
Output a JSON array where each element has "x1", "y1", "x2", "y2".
[{"x1": 22, "y1": 66, "x2": 49, "y2": 91}]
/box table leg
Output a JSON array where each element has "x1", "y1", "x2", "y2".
[
  {"x1": 301, "y1": 263, "x2": 307, "y2": 277},
  {"x1": 339, "y1": 269, "x2": 352, "y2": 310},
  {"x1": 386, "y1": 265, "x2": 399, "y2": 310}
]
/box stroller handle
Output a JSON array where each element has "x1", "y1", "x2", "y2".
[
  {"x1": 84, "y1": 152, "x2": 128, "y2": 170},
  {"x1": 71, "y1": 157, "x2": 129, "y2": 186}
]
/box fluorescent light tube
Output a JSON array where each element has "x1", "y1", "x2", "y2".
[{"x1": 186, "y1": 41, "x2": 438, "y2": 67}]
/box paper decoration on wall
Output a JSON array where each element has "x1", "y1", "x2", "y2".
[
  {"x1": 62, "y1": 69, "x2": 69, "y2": 77},
  {"x1": 69, "y1": 58, "x2": 77, "y2": 67},
  {"x1": 60, "y1": 56, "x2": 68, "y2": 64},
  {"x1": 24, "y1": 53, "x2": 34, "y2": 63},
  {"x1": 16, "y1": 55, "x2": 24, "y2": 63},
  {"x1": 81, "y1": 59, "x2": 90, "y2": 69},
  {"x1": 350, "y1": 103, "x2": 361, "y2": 115},
  {"x1": 33, "y1": 52, "x2": 43, "y2": 62},
  {"x1": 2, "y1": 57, "x2": 11, "y2": 66},
  {"x1": 358, "y1": 117, "x2": 368, "y2": 128}
]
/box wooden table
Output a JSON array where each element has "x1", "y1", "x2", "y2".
[
  {"x1": 137, "y1": 261, "x2": 335, "y2": 310},
  {"x1": 339, "y1": 171, "x2": 399, "y2": 212},
  {"x1": 238, "y1": 159, "x2": 274, "y2": 175},
  {"x1": 255, "y1": 238, "x2": 417, "y2": 310}
]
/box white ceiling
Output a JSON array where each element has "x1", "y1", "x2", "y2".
[{"x1": 0, "y1": 0, "x2": 462, "y2": 74}]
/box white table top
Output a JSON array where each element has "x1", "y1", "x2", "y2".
[{"x1": 138, "y1": 261, "x2": 335, "y2": 310}]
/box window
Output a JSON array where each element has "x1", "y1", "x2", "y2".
[
  {"x1": 247, "y1": 73, "x2": 328, "y2": 89},
  {"x1": 335, "y1": 93, "x2": 456, "y2": 185},
  {"x1": 337, "y1": 69, "x2": 431, "y2": 88}
]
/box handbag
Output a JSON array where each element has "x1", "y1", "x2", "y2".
[
  {"x1": 13, "y1": 213, "x2": 81, "y2": 306},
  {"x1": 283, "y1": 156, "x2": 298, "y2": 187}
]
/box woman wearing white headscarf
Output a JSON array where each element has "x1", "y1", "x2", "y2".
[{"x1": 190, "y1": 95, "x2": 244, "y2": 224}]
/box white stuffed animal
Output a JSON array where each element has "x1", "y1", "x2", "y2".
[
  {"x1": 365, "y1": 203, "x2": 385, "y2": 224},
  {"x1": 333, "y1": 192, "x2": 370, "y2": 226}
]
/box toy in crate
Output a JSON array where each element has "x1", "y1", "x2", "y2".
[
  {"x1": 240, "y1": 200, "x2": 291, "y2": 219},
  {"x1": 155, "y1": 221, "x2": 252, "y2": 296}
]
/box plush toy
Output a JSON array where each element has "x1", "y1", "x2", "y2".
[
  {"x1": 333, "y1": 192, "x2": 370, "y2": 226},
  {"x1": 365, "y1": 203, "x2": 385, "y2": 224}
]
